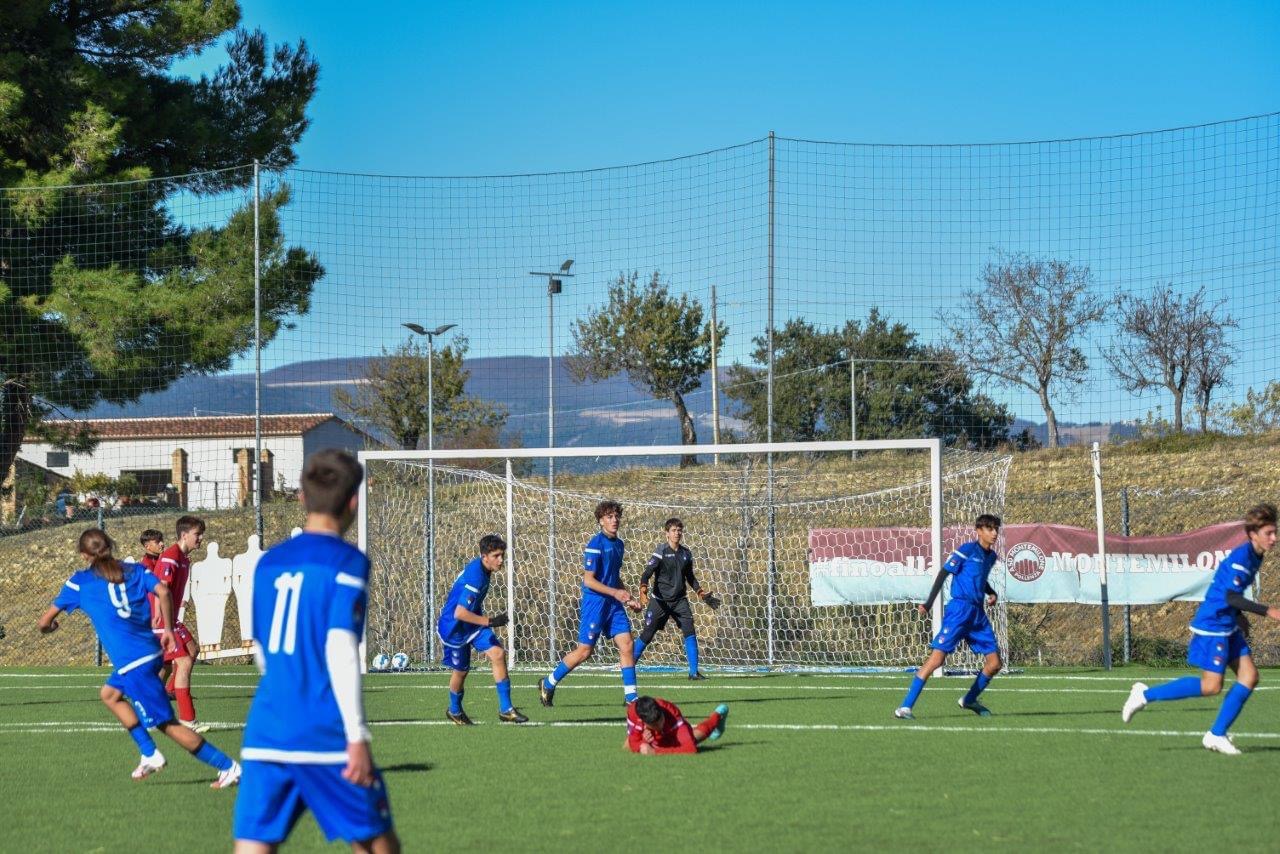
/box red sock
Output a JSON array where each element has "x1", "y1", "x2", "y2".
[
  {"x1": 695, "y1": 712, "x2": 721, "y2": 741},
  {"x1": 165, "y1": 673, "x2": 176, "y2": 695},
  {"x1": 176, "y1": 688, "x2": 196, "y2": 722}
]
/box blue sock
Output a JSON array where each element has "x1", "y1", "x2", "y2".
[
  {"x1": 192, "y1": 740, "x2": 233, "y2": 771},
  {"x1": 963, "y1": 672, "x2": 993, "y2": 706},
  {"x1": 545, "y1": 661, "x2": 571, "y2": 689},
  {"x1": 622, "y1": 666, "x2": 638, "y2": 702},
  {"x1": 449, "y1": 690, "x2": 464, "y2": 714},
  {"x1": 684, "y1": 635, "x2": 700, "y2": 676},
  {"x1": 1144, "y1": 676, "x2": 1203, "y2": 703},
  {"x1": 1210, "y1": 683, "x2": 1252, "y2": 736},
  {"x1": 633, "y1": 637, "x2": 648, "y2": 661},
  {"x1": 495, "y1": 679, "x2": 512, "y2": 714},
  {"x1": 127, "y1": 724, "x2": 157, "y2": 757},
  {"x1": 901, "y1": 676, "x2": 927, "y2": 709}
]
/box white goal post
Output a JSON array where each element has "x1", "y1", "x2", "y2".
[{"x1": 357, "y1": 439, "x2": 1010, "y2": 671}]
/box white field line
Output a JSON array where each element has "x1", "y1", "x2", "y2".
[
  {"x1": 1, "y1": 682, "x2": 1275, "y2": 695},
  {"x1": 2, "y1": 718, "x2": 1280, "y2": 741}
]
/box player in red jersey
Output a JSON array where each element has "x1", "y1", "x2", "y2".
[
  {"x1": 625, "y1": 695, "x2": 729, "y2": 754},
  {"x1": 149, "y1": 516, "x2": 207, "y2": 732},
  {"x1": 142, "y1": 529, "x2": 198, "y2": 698}
]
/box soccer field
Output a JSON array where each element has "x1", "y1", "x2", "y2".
[{"x1": 2, "y1": 667, "x2": 1278, "y2": 852}]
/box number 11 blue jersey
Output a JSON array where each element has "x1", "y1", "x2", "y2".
[{"x1": 242, "y1": 532, "x2": 370, "y2": 763}]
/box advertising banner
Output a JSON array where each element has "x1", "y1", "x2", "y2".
[{"x1": 809, "y1": 521, "x2": 1245, "y2": 606}]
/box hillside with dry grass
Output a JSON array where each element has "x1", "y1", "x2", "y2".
[{"x1": 1, "y1": 432, "x2": 1277, "y2": 668}]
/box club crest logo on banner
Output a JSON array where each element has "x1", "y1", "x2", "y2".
[{"x1": 1006, "y1": 541, "x2": 1046, "y2": 582}]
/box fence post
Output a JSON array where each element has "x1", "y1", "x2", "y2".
[
  {"x1": 1121, "y1": 486, "x2": 1131, "y2": 664},
  {"x1": 95, "y1": 505, "x2": 105, "y2": 667},
  {"x1": 1091, "y1": 443, "x2": 1112, "y2": 670}
]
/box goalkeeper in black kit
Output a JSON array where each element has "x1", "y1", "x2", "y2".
[{"x1": 631, "y1": 518, "x2": 721, "y2": 679}]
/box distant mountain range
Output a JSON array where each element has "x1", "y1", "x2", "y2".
[{"x1": 71, "y1": 355, "x2": 1131, "y2": 451}]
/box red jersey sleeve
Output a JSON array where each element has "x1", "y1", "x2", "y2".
[{"x1": 652, "y1": 698, "x2": 697, "y2": 753}]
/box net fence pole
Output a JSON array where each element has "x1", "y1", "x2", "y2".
[
  {"x1": 505, "y1": 458, "x2": 516, "y2": 667},
  {"x1": 1092, "y1": 442, "x2": 1112, "y2": 670},
  {"x1": 426, "y1": 335, "x2": 436, "y2": 668},
  {"x1": 547, "y1": 281, "x2": 557, "y2": 667},
  {"x1": 710, "y1": 283, "x2": 720, "y2": 464},
  {"x1": 1121, "y1": 486, "x2": 1132, "y2": 664},
  {"x1": 96, "y1": 506, "x2": 105, "y2": 667},
  {"x1": 252, "y1": 159, "x2": 263, "y2": 543},
  {"x1": 765, "y1": 130, "x2": 776, "y2": 666},
  {"x1": 849, "y1": 360, "x2": 858, "y2": 460}
]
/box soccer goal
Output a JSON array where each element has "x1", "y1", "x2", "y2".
[{"x1": 357, "y1": 440, "x2": 1011, "y2": 672}]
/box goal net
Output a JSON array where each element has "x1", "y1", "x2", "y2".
[{"x1": 359, "y1": 440, "x2": 1011, "y2": 672}]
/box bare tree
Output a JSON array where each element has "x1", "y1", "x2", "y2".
[
  {"x1": 1192, "y1": 332, "x2": 1234, "y2": 434},
  {"x1": 942, "y1": 252, "x2": 1107, "y2": 449},
  {"x1": 1104, "y1": 285, "x2": 1235, "y2": 433}
]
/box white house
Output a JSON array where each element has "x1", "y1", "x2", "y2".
[{"x1": 18, "y1": 413, "x2": 371, "y2": 511}]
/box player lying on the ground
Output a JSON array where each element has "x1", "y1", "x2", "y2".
[
  {"x1": 895, "y1": 513, "x2": 1003, "y2": 720},
  {"x1": 234, "y1": 449, "x2": 399, "y2": 854},
  {"x1": 436, "y1": 533, "x2": 529, "y2": 725},
  {"x1": 540, "y1": 499, "x2": 643, "y2": 708},
  {"x1": 38, "y1": 528, "x2": 241, "y2": 788},
  {"x1": 1123, "y1": 502, "x2": 1280, "y2": 755},
  {"x1": 625, "y1": 695, "x2": 729, "y2": 754},
  {"x1": 632, "y1": 517, "x2": 722, "y2": 680},
  {"x1": 148, "y1": 517, "x2": 208, "y2": 731}
]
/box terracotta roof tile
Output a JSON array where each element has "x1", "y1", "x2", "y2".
[{"x1": 30, "y1": 413, "x2": 348, "y2": 441}]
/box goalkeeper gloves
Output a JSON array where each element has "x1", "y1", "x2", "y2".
[
  {"x1": 701, "y1": 592, "x2": 722, "y2": 610},
  {"x1": 488, "y1": 612, "x2": 509, "y2": 629}
]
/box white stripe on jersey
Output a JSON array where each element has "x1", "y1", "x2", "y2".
[
  {"x1": 64, "y1": 580, "x2": 80, "y2": 591},
  {"x1": 241, "y1": 747, "x2": 349, "y2": 765},
  {"x1": 584, "y1": 548, "x2": 602, "y2": 554},
  {"x1": 116, "y1": 650, "x2": 163, "y2": 675},
  {"x1": 1231, "y1": 563, "x2": 1246, "y2": 571},
  {"x1": 464, "y1": 584, "x2": 480, "y2": 593},
  {"x1": 335, "y1": 572, "x2": 366, "y2": 591},
  {"x1": 1189, "y1": 626, "x2": 1239, "y2": 637}
]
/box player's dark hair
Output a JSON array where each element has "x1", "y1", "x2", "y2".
[
  {"x1": 595, "y1": 499, "x2": 623, "y2": 521},
  {"x1": 175, "y1": 515, "x2": 205, "y2": 537},
  {"x1": 479, "y1": 534, "x2": 507, "y2": 555},
  {"x1": 139, "y1": 529, "x2": 164, "y2": 545},
  {"x1": 1244, "y1": 503, "x2": 1277, "y2": 534},
  {"x1": 301, "y1": 449, "x2": 364, "y2": 516},
  {"x1": 79, "y1": 528, "x2": 124, "y2": 584},
  {"x1": 975, "y1": 514, "x2": 1002, "y2": 531},
  {"x1": 634, "y1": 696, "x2": 664, "y2": 728},
  {"x1": 664, "y1": 517, "x2": 684, "y2": 531}
]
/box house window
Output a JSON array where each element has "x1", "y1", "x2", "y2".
[{"x1": 46, "y1": 452, "x2": 69, "y2": 468}]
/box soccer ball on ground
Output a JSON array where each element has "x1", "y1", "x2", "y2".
[
  {"x1": 390, "y1": 652, "x2": 410, "y2": 671},
  {"x1": 370, "y1": 653, "x2": 391, "y2": 672}
]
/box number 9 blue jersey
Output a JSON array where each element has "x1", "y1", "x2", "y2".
[{"x1": 242, "y1": 532, "x2": 370, "y2": 762}]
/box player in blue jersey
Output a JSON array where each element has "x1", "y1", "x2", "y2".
[
  {"x1": 437, "y1": 533, "x2": 529, "y2": 725},
  {"x1": 895, "y1": 514, "x2": 1003, "y2": 720},
  {"x1": 37, "y1": 528, "x2": 241, "y2": 787},
  {"x1": 1122, "y1": 503, "x2": 1279, "y2": 755},
  {"x1": 234, "y1": 450, "x2": 399, "y2": 853},
  {"x1": 540, "y1": 499, "x2": 643, "y2": 707}
]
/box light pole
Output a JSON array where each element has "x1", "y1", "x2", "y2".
[
  {"x1": 528, "y1": 259, "x2": 573, "y2": 662},
  {"x1": 402, "y1": 321, "x2": 456, "y2": 666}
]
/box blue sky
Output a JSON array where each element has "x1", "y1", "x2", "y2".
[
  {"x1": 201, "y1": 1, "x2": 1278, "y2": 173},
  {"x1": 172, "y1": 2, "x2": 1279, "y2": 429}
]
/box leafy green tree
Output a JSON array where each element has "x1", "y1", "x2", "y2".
[
  {"x1": 567, "y1": 271, "x2": 727, "y2": 467},
  {"x1": 1217, "y1": 381, "x2": 1280, "y2": 435},
  {"x1": 332, "y1": 336, "x2": 509, "y2": 451},
  {"x1": 0, "y1": 2, "x2": 320, "y2": 490},
  {"x1": 727, "y1": 310, "x2": 1012, "y2": 448}
]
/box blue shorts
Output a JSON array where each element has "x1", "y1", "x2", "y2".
[
  {"x1": 578, "y1": 595, "x2": 632, "y2": 646},
  {"x1": 930, "y1": 599, "x2": 999, "y2": 656},
  {"x1": 440, "y1": 627, "x2": 500, "y2": 672},
  {"x1": 233, "y1": 760, "x2": 394, "y2": 844},
  {"x1": 106, "y1": 656, "x2": 174, "y2": 729},
  {"x1": 1187, "y1": 630, "x2": 1251, "y2": 674}
]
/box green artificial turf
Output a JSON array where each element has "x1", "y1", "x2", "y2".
[{"x1": 1, "y1": 666, "x2": 1278, "y2": 852}]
